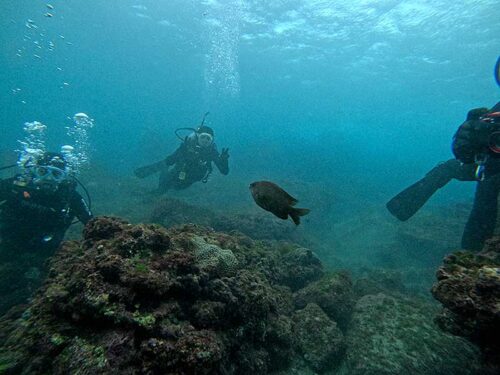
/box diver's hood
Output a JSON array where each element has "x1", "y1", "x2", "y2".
[{"x1": 197, "y1": 126, "x2": 214, "y2": 137}]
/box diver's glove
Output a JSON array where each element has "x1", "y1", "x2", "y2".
[
  {"x1": 453, "y1": 115, "x2": 493, "y2": 162},
  {"x1": 220, "y1": 148, "x2": 230, "y2": 160}
]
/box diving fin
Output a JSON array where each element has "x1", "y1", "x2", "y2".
[
  {"x1": 134, "y1": 160, "x2": 165, "y2": 179},
  {"x1": 386, "y1": 159, "x2": 475, "y2": 221}
]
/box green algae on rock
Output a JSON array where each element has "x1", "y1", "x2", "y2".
[
  {"x1": 0, "y1": 216, "x2": 345, "y2": 375},
  {"x1": 432, "y1": 236, "x2": 500, "y2": 371},
  {"x1": 1, "y1": 215, "x2": 487, "y2": 374}
]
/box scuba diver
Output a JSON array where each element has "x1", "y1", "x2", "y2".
[
  {"x1": 387, "y1": 56, "x2": 500, "y2": 229},
  {"x1": 452, "y1": 102, "x2": 500, "y2": 250},
  {"x1": 0, "y1": 151, "x2": 92, "y2": 313},
  {"x1": 0, "y1": 151, "x2": 93, "y2": 252},
  {"x1": 386, "y1": 103, "x2": 500, "y2": 251},
  {"x1": 134, "y1": 113, "x2": 229, "y2": 193}
]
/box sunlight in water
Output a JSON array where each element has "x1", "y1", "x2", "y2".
[{"x1": 203, "y1": 0, "x2": 244, "y2": 103}]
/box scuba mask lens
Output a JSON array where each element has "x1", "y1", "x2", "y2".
[
  {"x1": 51, "y1": 168, "x2": 63, "y2": 179},
  {"x1": 197, "y1": 132, "x2": 213, "y2": 148},
  {"x1": 33, "y1": 165, "x2": 68, "y2": 184},
  {"x1": 37, "y1": 166, "x2": 49, "y2": 176}
]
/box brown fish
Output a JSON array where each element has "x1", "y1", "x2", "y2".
[{"x1": 249, "y1": 181, "x2": 310, "y2": 225}]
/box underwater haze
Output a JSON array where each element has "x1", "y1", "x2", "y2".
[
  {"x1": 1, "y1": 1, "x2": 498, "y2": 180},
  {"x1": 1, "y1": 0, "x2": 500, "y2": 373}
]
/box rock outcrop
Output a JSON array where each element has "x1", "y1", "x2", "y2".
[
  {"x1": 345, "y1": 293, "x2": 483, "y2": 375},
  {"x1": 432, "y1": 237, "x2": 500, "y2": 371},
  {"x1": 0, "y1": 216, "x2": 345, "y2": 374},
  {"x1": 0, "y1": 215, "x2": 491, "y2": 374}
]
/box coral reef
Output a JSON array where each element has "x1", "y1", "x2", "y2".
[
  {"x1": 0, "y1": 215, "x2": 490, "y2": 374},
  {"x1": 0, "y1": 216, "x2": 344, "y2": 374},
  {"x1": 432, "y1": 237, "x2": 500, "y2": 370},
  {"x1": 191, "y1": 236, "x2": 239, "y2": 277}
]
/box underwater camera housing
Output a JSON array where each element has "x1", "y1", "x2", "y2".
[
  {"x1": 480, "y1": 112, "x2": 500, "y2": 153},
  {"x1": 489, "y1": 130, "x2": 500, "y2": 154}
]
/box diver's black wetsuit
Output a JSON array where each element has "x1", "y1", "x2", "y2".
[
  {"x1": 158, "y1": 139, "x2": 229, "y2": 192},
  {"x1": 0, "y1": 175, "x2": 92, "y2": 314},
  {"x1": 0, "y1": 176, "x2": 92, "y2": 254},
  {"x1": 452, "y1": 102, "x2": 500, "y2": 251}
]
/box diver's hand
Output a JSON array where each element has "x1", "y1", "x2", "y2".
[{"x1": 221, "y1": 148, "x2": 230, "y2": 159}]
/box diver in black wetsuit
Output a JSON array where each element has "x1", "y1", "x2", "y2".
[
  {"x1": 0, "y1": 151, "x2": 92, "y2": 252},
  {"x1": 387, "y1": 57, "x2": 500, "y2": 232},
  {"x1": 0, "y1": 151, "x2": 92, "y2": 313},
  {"x1": 134, "y1": 124, "x2": 229, "y2": 193},
  {"x1": 387, "y1": 103, "x2": 500, "y2": 251},
  {"x1": 452, "y1": 102, "x2": 500, "y2": 250}
]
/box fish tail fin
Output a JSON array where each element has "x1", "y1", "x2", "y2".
[{"x1": 289, "y1": 207, "x2": 310, "y2": 225}]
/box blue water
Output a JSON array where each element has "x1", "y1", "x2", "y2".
[
  {"x1": 0, "y1": 1, "x2": 499, "y2": 267},
  {"x1": 1, "y1": 3, "x2": 500, "y2": 373}
]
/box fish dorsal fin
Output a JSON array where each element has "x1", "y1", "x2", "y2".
[{"x1": 275, "y1": 183, "x2": 298, "y2": 205}]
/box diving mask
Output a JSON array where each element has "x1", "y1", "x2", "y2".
[
  {"x1": 197, "y1": 132, "x2": 213, "y2": 148},
  {"x1": 31, "y1": 165, "x2": 68, "y2": 186}
]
